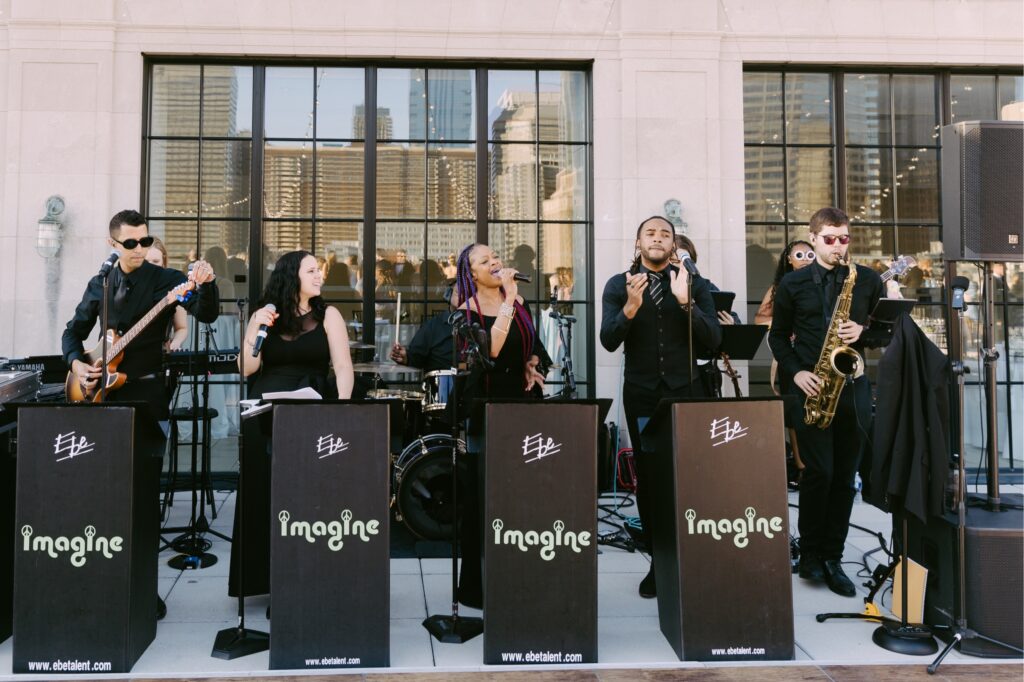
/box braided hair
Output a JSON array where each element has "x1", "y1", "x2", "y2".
[
  {"x1": 454, "y1": 243, "x2": 536, "y2": 368},
  {"x1": 629, "y1": 215, "x2": 677, "y2": 274},
  {"x1": 767, "y1": 239, "x2": 813, "y2": 307}
]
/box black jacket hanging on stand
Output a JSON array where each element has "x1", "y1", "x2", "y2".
[{"x1": 868, "y1": 314, "x2": 951, "y2": 522}]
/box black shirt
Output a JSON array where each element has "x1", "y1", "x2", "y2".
[
  {"x1": 62, "y1": 261, "x2": 221, "y2": 380},
  {"x1": 406, "y1": 311, "x2": 455, "y2": 372},
  {"x1": 768, "y1": 261, "x2": 884, "y2": 381},
  {"x1": 600, "y1": 263, "x2": 722, "y2": 390}
]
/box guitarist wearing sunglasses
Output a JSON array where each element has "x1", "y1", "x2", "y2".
[{"x1": 61, "y1": 209, "x2": 221, "y2": 420}]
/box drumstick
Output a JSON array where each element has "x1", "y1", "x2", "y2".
[{"x1": 395, "y1": 292, "x2": 401, "y2": 352}]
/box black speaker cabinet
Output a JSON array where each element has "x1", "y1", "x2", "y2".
[
  {"x1": 941, "y1": 120, "x2": 1023, "y2": 261},
  {"x1": 905, "y1": 496, "x2": 1023, "y2": 657}
]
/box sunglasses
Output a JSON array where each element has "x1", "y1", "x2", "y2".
[
  {"x1": 112, "y1": 236, "x2": 155, "y2": 250},
  {"x1": 790, "y1": 250, "x2": 815, "y2": 261},
  {"x1": 819, "y1": 234, "x2": 851, "y2": 246}
]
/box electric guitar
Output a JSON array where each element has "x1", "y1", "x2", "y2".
[
  {"x1": 881, "y1": 254, "x2": 918, "y2": 283},
  {"x1": 65, "y1": 281, "x2": 195, "y2": 402}
]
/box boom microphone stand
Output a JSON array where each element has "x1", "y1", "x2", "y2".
[
  {"x1": 212, "y1": 299, "x2": 269, "y2": 659},
  {"x1": 423, "y1": 311, "x2": 484, "y2": 644}
]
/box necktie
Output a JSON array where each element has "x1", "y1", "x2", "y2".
[
  {"x1": 112, "y1": 273, "x2": 131, "y2": 331},
  {"x1": 648, "y1": 271, "x2": 664, "y2": 308},
  {"x1": 823, "y1": 269, "x2": 836, "y2": 320}
]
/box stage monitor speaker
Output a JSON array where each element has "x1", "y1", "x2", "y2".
[
  {"x1": 904, "y1": 498, "x2": 1023, "y2": 657},
  {"x1": 941, "y1": 120, "x2": 1023, "y2": 261}
]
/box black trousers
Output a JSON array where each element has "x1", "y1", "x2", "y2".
[
  {"x1": 789, "y1": 376, "x2": 872, "y2": 561},
  {"x1": 622, "y1": 378, "x2": 704, "y2": 553}
]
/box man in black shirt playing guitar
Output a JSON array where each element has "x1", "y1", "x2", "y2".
[
  {"x1": 61, "y1": 210, "x2": 220, "y2": 620},
  {"x1": 62, "y1": 210, "x2": 220, "y2": 418}
]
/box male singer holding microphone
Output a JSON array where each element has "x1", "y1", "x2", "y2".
[
  {"x1": 62, "y1": 209, "x2": 219, "y2": 619},
  {"x1": 600, "y1": 216, "x2": 722, "y2": 598}
]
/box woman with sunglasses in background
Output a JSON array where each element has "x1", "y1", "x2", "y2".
[{"x1": 754, "y1": 239, "x2": 815, "y2": 325}]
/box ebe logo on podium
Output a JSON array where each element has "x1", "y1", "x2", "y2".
[
  {"x1": 269, "y1": 403, "x2": 390, "y2": 670},
  {"x1": 651, "y1": 399, "x2": 794, "y2": 662},
  {"x1": 483, "y1": 402, "x2": 599, "y2": 666}
]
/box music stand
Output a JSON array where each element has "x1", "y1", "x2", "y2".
[{"x1": 701, "y1": 324, "x2": 767, "y2": 398}]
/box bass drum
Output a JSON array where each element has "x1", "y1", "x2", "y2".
[{"x1": 392, "y1": 433, "x2": 467, "y2": 541}]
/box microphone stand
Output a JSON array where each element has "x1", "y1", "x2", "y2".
[
  {"x1": 685, "y1": 270, "x2": 695, "y2": 397},
  {"x1": 423, "y1": 312, "x2": 483, "y2": 644},
  {"x1": 550, "y1": 307, "x2": 577, "y2": 399},
  {"x1": 99, "y1": 266, "x2": 114, "y2": 401},
  {"x1": 212, "y1": 298, "x2": 269, "y2": 659}
]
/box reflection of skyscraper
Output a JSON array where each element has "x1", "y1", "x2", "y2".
[
  {"x1": 411, "y1": 71, "x2": 473, "y2": 141},
  {"x1": 149, "y1": 65, "x2": 251, "y2": 263},
  {"x1": 353, "y1": 105, "x2": 394, "y2": 139},
  {"x1": 491, "y1": 82, "x2": 584, "y2": 276}
]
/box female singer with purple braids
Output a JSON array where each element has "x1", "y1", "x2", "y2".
[{"x1": 451, "y1": 242, "x2": 551, "y2": 609}]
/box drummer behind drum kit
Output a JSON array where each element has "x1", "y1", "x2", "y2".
[{"x1": 352, "y1": 361, "x2": 463, "y2": 542}]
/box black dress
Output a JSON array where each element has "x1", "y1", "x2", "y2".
[
  {"x1": 228, "y1": 312, "x2": 331, "y2": 597},
  {"x1": 458, "y1": 309, "x2": 547, "y2": 607}
]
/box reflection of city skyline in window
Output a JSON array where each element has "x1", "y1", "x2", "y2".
[
  {"x1": 742, "y1": 67, "x2": 1022, "y2": 437},
  {"x1": 146, "y1": 63, "x2": 590, "y2": 389}
]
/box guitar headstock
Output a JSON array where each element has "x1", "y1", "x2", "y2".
[
  {"x1": 891, "y1": 254, "x2": 918, "y2": 277},
  {"x1": 166, "y1": 280, "x2": 197, "y2": 305}
]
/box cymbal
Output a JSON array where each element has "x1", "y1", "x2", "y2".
[
  {"x1": 348, "y1": 340, "x2": 375, "y2": 350},
  {"x1": 351, "y1": 361, "x2": 420, "y2": 375}
]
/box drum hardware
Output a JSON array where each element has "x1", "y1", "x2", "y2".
[
  {"x1": 391, "y1": 433, "x2": 467, "y2": 541},
  {"x1": 421, "y1": 369, "x2": 457, "y2": 413},
  {"x1": 352, "y1": 361, "x2": 421, "y2": 375},
  {"x1": 348, "y1": 340, "x2": 375, "y2": 350}
]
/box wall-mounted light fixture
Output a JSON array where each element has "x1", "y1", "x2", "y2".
[
  {"x1": 663, "y1": 198, "x2": 687, "y2": 234},
  {"x1": 36, "y1": 195, "x2": 65, "y2": 258}
]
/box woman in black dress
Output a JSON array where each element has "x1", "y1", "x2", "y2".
[
  {"x1": 452, "y1": 243, "x2": 549, "y2": 608},
  {"x1": 229, "y1": 250, "x2": 354, "y2": 597}
]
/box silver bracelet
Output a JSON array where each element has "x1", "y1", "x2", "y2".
[{"x1": 499, "y1": 302, "x2": 515, "y2": 318}]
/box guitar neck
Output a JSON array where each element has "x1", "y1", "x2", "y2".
[{"x1": 106, "y1": 297, "x2": 173, "y2": 361}]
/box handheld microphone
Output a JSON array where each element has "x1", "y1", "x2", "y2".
[
  {"x1": 251, "y1": 303, "x2": 276, "y2": 357},
  {"x1": 513, "y1": 272, "x2": 531, "y2": 283},
  {"x1": 98, "y1": 251, "x2": 119, "y2": 277},
  {"x1": 678, "y1": 250, "x2": 700, "y2": 278},
  {"x1": 950, "y1": 276, "x2": 970, "y2": 311}
]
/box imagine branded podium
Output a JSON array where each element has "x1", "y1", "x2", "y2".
[
  {"x1": 12, "y1": 402, "x2": 164, "y2": 674},
  {"x1": 267, "y1": 401, "x2": 391, "y2": 670},
  {"x1": 643, "y1": 397, "x2": 794, "y2": 662},
  {"x1": 482, "y1": 399, "x2": 609, "y2": 665}
]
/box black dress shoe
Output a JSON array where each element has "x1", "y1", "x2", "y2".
[
  {"x1": 157, "y1": 596, "x2": 167, "y2": 621},
  {"x1": 797, "y1": 555, "x2": 825, "y2": 582},
  {"x1": 639, "y1": 567, "x2": 656, "y2": 598},
  {"x1": 822, "y1": 559, "x2": 856, "y2": 597}
]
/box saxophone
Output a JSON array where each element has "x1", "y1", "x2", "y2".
[{"x1": 804, "y1": 256, "x2": 863, "y2": 429}]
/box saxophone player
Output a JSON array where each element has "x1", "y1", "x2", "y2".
[{"x1": 768, "y1": 208, "x2": 884, "y2": 597}]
